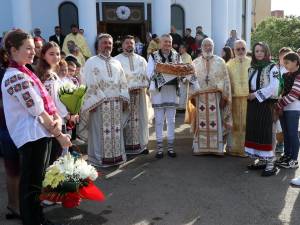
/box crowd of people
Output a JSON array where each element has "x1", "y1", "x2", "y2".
[{"x1": 0, "y1": 24, "x2": 300, "y2": 225}]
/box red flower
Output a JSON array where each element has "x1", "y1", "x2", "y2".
[
  {"x1": 62, "y1": 192, "x2": 81, "y2": 208},
  {"x1": 79, "y1": 180, "x2": 105, "y2": 201}
]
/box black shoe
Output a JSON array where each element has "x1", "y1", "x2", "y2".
[
  {"x1": 5, "y1": 206, "x2": 21, "y2": 220},
  {"x1": 247, "y1": 163, "x2": 266, "y2": 170},
  {"x1": 261, "y1": 167, "x2": 278, "y2": 177},
  {"x1": 42, "y1": 219, "x2": 64, "y2": 225},
  {"x1": 278, "y1": 159, "x2": 299, "y2": 169},
  {"x1": 142, "y1": 149, "x2": 149, "y2": 154},
  {"x1": 276, "y1": 155, "x2": 290, "y2": 164},
  {"x1": 167, "y1": 150, "x2": 177, "y2": 158},
  {"x1": 155, "y1": 151, "x2": 164, "y2": 159}
]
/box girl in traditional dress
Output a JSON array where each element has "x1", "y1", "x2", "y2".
[
  {"x1": 245, "y1": 42, "x2": 280, "y2": 177},
  {"x1": 1, "y1": 29, "x2": 71, "y2": 225}
]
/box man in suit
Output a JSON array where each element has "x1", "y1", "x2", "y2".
[{"x1": 49, "y1": 26, "x2": 65, "y2": 49}]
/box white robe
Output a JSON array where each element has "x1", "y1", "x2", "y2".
[
  {"x1": 79, "y1": 54, "x2": 130, "y2": 167},
  {"x1": 115, "y1": 53, "x2": 149, "y2": 154}
]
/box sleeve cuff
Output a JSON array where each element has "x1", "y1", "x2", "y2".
[{"x1": 254, "y1": 90, "x2": 266, "y2": 103}]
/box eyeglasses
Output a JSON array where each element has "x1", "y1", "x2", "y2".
[{"x1": 236, "y1": 47, "x2": 245, "y2": 52}]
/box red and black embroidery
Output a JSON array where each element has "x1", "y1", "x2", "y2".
[
  {"x1": 25, "y1": 99, "x2": 34, "y2": 108},
  {"x1": 17, "y1": 74, "x2": 25, "y2": 80},
  {"x1": 7, "y1": 87, "x2": 14, "y2": 95},
  {"x1": 10, "y1": 75, "x2": 17, "y2": 83},
  {"x1": 22, "y1": 91, "x2": 31, "y2": 101},
  {"x1": 14, "y1": 83, "x2": 22, "y2": 92},
  {"x1": 4, "y1": 79, "x2": 10, "y2": 87},
  {"x1": 21, "y1": 81, "x2": 30, "y2": 89}
]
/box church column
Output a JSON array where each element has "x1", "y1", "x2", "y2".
[
  {"x1": 245, "y1": 0, "x2": 252, "y2": 49},
  {"x1": 228, "y1": 0, "x2": 237, "y2": 31},
  {"x1": 235, "y1": 0, "x2": 243, "y2": 38},
  {"x1": 152, "y1": 0, "x2": 171, "y2": 36},
  {"x1": 211, "y1": 0, "x2": 229, "y2": 55},
  {"x1": 78, "y1": 0, "x2": 97, "y2": 54},
  {"x1": 11, "y1": 0, "x2": 32, "y2": 32}
]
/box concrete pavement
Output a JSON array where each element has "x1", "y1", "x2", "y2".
[{"x1": 0, "y1": 113, "x2": 299, "y2": 225}]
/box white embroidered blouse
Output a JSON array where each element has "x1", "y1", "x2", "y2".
[{"x1": 1, "y1": 68, "x2": 51, "y2": 148}]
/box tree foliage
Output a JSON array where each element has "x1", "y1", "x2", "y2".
[{"x1": 251, "y1": 16, "x2": 300, "y2": 59}]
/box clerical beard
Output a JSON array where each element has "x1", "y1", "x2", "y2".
[{"x1": 202, "y1": 51, "x2": 213, "y2": 58}]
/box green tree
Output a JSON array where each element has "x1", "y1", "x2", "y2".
[{"x1": 251, "y1": 16, "x2": 300, "y2": 59}]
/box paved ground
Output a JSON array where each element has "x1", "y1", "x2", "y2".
[{"x1": 0, "y1": 113, "x2": 299, "y2": 225}]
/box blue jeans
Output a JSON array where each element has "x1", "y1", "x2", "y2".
[{"x1": 280, "y1": 110, "x2": 300, "y2": 160}]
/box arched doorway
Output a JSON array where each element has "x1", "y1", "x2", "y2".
[
  {"x1": 59, "y1": 2, "x2": 79, "y2": 35},
  {"x1": 171, "y1": 4, "x2": 185, "y2": 36}
]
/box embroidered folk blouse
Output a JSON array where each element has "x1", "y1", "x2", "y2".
[{"x1": 1, "y1": 68, "x2": 51, "y2": 148}]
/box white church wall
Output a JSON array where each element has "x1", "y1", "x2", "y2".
[
  {"x1": 171, "y1": 0, "x2": 212, "y2": 37},
  {"x1": 0, "y1": 0, "x2": 13, "y2": 34},
  {"x1": 30, "y1": 0, "x2": 78, "y2": 40}
]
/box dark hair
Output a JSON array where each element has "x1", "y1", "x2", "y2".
[
  {"x1": 152, "y1": 34, "x2": 158, "y2": 39},
  {"x1": 122, "y1": 35, "x2": 134, "y2": 43},
  {"x1": 71, "y1": 24, "x2": 78, "y2": 29},
  {"x1": 4, "y1": 29, "x2": 32, "y2": 56},
  {"x1": 67, "y1": 60, "x2": 76, "y2": 68},
  {"x1": 65, "y1": 55, "x2": 80, "y2": 67},
  {"x1": 55, "y1": 26, "x2": 60, "y2": 29},
  {"x1": 0, "y1": 29, "x2": 32, "y2": 68},
  {"x1": 279, "y1": 47, "x2": 292, "y2": 56},
  {"x1": 222, "y1": 46, "x2": 234, "y2": 63},
  {"x1": 251, "y1": 42, "x2": 271, "y2": 66},
  {"x1": 186, "y1": 28, "x2": 192, "y2": 32},
  {"x1": 0, "y1": 48, "x2": 9, "y2": 68},
  {"x1": 283, "y1": 52, "x2": 300, "y2": 66},
  {"x1": 36, "y1": 41, "x2": 60, "y2": 82}
]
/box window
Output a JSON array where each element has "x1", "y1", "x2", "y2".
[
  {"x1": 171, "y1": 4, "x2": 185, "y2": 36},
  {"x1": 59, "y1": 2, "x2": 78, "y2": 35}
]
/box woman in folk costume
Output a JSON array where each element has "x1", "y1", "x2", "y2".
[
  {"x1": 79, "y1": 34, "x2": 130, "y2": 168},
  {"x1": 245, "y1": 42, "x2": 280, "y2": 177},
  {"x1": 226, "y1": 40, "x2": 251, "y2": 157},
  {"x1": 1, "y1": 29, "x2": 71, "y2": 225},
  {"x1": 186, "y1": 38, "x2": 232, "y2": 155}
]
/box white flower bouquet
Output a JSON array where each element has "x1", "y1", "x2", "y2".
[
  {"x1": 40, "y1": 153, "x2": 105, "y2": 208},
  {"x1": 59, "y1": 84, "x2": 87, "y2": 114}
]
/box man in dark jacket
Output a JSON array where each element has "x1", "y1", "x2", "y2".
[{"x1": 49, "y1": 26, "x2": 65, "y2": 49}]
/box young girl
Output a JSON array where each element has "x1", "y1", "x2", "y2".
[
  {"x1": 36, "y1": 42, "x2": 77, "y2": 162},
  {"x1": 276, "y1": 52, "x2": 300, "y2": 170},
  {"x1": 1, "y1": 29, "x2": 71, "y2": 225}
]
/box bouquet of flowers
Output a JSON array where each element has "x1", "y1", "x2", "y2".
[
  {"x1": 59, "y1": 83, "x2": 87, "y2": 114},
  {"x1": 40, "y1": 153, "x2": 105, "y2": 208}
]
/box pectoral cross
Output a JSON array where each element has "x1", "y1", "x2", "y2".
[
  {"x1": 205, "y1": 75, "x2": 210, "y2": 85},
  {"x1": 205, "y1": 58, "x2": 210, "y2": 86}
]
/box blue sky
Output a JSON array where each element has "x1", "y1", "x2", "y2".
[{"x1": 272, "y1": 0, "x2": 300, "y2": 16}]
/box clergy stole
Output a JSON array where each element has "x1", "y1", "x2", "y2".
[{"x1": 100, "y1": 99, "x2": 123, "y2": 164}]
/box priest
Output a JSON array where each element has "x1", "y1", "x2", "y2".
[
  {"x1": 115, "y1": 35, "x2": 149, "y2": 155},
  {"x1": 80, "y1": 34, "x2": 129, "y2": 167}
]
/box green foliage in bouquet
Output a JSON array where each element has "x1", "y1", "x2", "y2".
[{"x1": 59, "y1": 84, "x2": 87, "y2": 114}]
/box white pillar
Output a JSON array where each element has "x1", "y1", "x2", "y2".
[
  {"x1": 152, "y1": 0, "x2": 171, "y2": 35},
  {"x1": 211, "y1": 0, "x2": 229, "y2": 56},
  {"x1": 11, "y1": 0, "x2": 32, "y2": 32},
  {"x1": 78, "y1": 0, "x2": 97, "y2": 54},
  {"x1": 228, "y1": 0, "x2": 237, "y2": 32},
  {"x1": 245, "y1": 0, "x2": 252, "y2": 49},
  {"x1": 236, "y1": 0, "x2": 243, "y2": 39}
]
